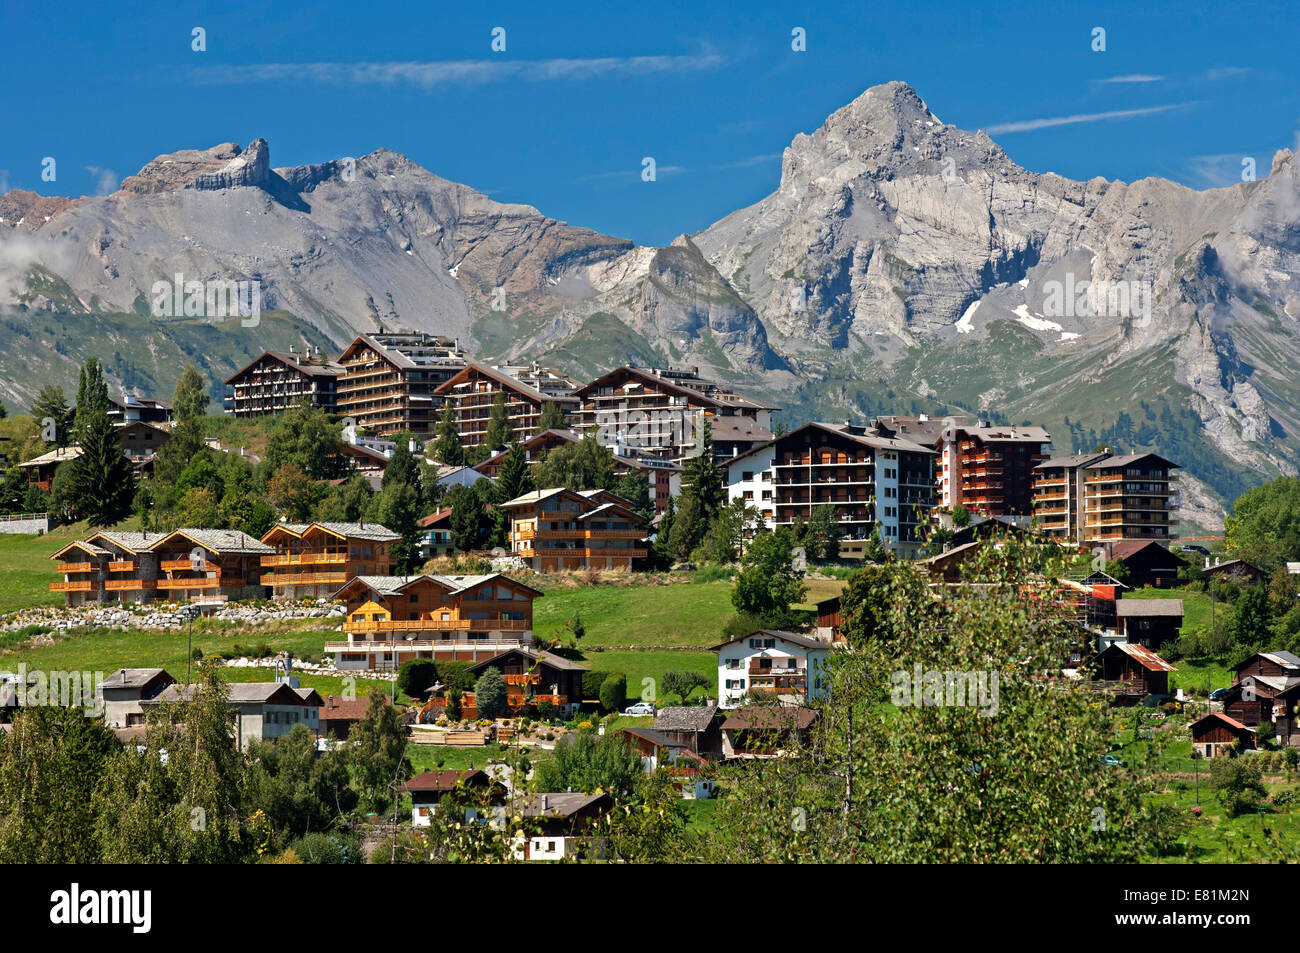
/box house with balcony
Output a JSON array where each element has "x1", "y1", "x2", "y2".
[
  {"x1": 145, "y1": 529, "x2": 274, "y2": 602},
  {"x1": 326, "y1": 573, "x2": 540, "y2": 670},
  {"x1": 464, "y1": 647, "x2": 588, "y2": 717},
  {"x1": 141, "y1": 681, "x2": 322, "y2": 751},
  {"x1": 223, "y1": 347, "x2": 345, "y2": 418},
  {"x1": 335, "y1": 332, "x2": 467, "y2": 436},
  {"x1": 714, "y1": 630, "x2": 833, "y2": 709},
  {"x1": 433, "y1": 362, "x2": 580, "y2": 448},
  {"x1": 49, "y1": 529, "x2": 227, "y2": 606},
  {"x1": 1090, "y1": 641, "x2": 1176, "y2": 704},
  {"x1": 259, "y1": 521, "x2": 400, "y2": 599},
  {"x1": 501, "y1": 487, "x2": 648, "y2": 571},
  {"x1": 1115, "y1": 598, "x2": 1184, "y2": 650},
  {"x1": 1033, "y1": 452, "x2": 1178, "y2": 543},
  {"x1": 725, "y1": 421, "x2": 937, "y2": 557}
]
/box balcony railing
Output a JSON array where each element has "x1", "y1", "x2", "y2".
[
  {"x1": 160, "y1": 558, "x2": 220, "y2": 571},
  {"x1": 108, "y1": 560, "x2": 137, "y2": 572},
  {"x1": 263, "y1": 572, "x2": 349, "y2": 586},
  {"x1": 156, "y1": 578, "x2": 223, "y2": 590},
  {"x1": 344, "y1": 618, "x2": 531, "y2": 634},
  {"x1": 260, "y1": 552, "x2": 348, "y2": 567},
  {"x1": 105, "y1": 579, "x2": 157, "y2": 591},
  {"x1": 49, "y1": 580, "x2": 95, "y2": 592}
]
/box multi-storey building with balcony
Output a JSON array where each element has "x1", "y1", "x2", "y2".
[
  {"x1": 433, "y1": 363, "x2": 581, "y2": 448},
  {"x1": 465, "y1": 647, "x2": 588, "y2": 717},
  {"x1": 573, "y1": 366, "x2": 776, "y2": 465},
  {"x1": 335, "y1": 332, "x2": 467, "y2": 436},
  {"x1": 326, "y1": 573, "x2": 541, "y2": 669},
  {"x1": 714, "y1": 630, "x2": 833, "y2": 709},
  {"x1": 934, "y1": 421, "x2": 1050, "y2": 517},
  {"x1": 259, "y1": 521, "x2": 400, "y2": 599},
  {"x1": 49, "y1": 529, "x2": 272, "y2": 605},
  {"x1": 223, "y1": 347, "x2": 345, "y2": 418},
  {"x1": 724, "y1": 422, "x2": 937, "y2": 557},
  {"x1": 1032, "y1": 452, "x2": 1179, "y2": 543},
  {"x1": 500, "y1": 487, "x2": 648, "y2": 571}
]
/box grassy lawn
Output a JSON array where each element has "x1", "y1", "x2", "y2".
[
  {"x1": 795, "y1": 576, "x2": 846, "y2": 610},
  {"x1": 535, "y1": 579, "x2": 736, "y2": 648},
  {"x1": 1129, "y1": 585, "x2": 1219, "y2": 635},
  {"x1": 1148, "y1": 782, "x2": 1300, "y2": 863},
  {"x1": 579, "y1": 649, "x2": 716, "y2": 701}
]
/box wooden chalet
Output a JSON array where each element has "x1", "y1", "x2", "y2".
[
  {"x1": 1191, "y1": 712, "x2": 1256, "y2": 759},
  {"x1": 465, "y1": 647, "x2": 588, "y2": 715},
  {"x1": 1092, "y1": 641, "x2": 1176, "y2": 704},
  {"x1": 400, "y1": 769, "x2": 505, "y2": 826},
  {"x1": 501, "y1": 487, "x2": 647, "y2": 571},
  {"x1": 509, "y1": 792, "x2": 612, "y2": 861},
  {"x1": 720, "y1": 705, "x2": 820, "y2": 759},
  {"x1": 1115, "y1": 598, "x2": 1183, "y2": 650},
  {"x1": 1096, "y1": 540, "x2": 1187, "y2": 588},
  {"x1": 259, "y1": 521, "x2": 400, "y2": 599},
  {"x1": 326, "y1": 573, "x2": 540, "y2": 669}
]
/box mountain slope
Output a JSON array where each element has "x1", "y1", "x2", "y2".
[{"x1": 4, "y1": 82, "x2": 1300, "y2": 529}]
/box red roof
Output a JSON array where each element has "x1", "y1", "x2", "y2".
[
  {"x1": 400, "y1": 769, "x2": 488, "y2": 792},
  {"x1": 417, "y1": 508, "x2": 454, "y2": 528},
  {"x1": 320, "y1": 695, "x2": 388, "y2": 722}
]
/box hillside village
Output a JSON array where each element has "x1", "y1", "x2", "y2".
[{"x1": 1, "y1": 335, "x2": 1300, "y2": 863}]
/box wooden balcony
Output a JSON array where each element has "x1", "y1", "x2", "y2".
[
  {"x1": 260, "y1": 552, "x2": 348, "y2": 567},
  {"x1": 344, "y1": 618, "x2": 531, "y2": 634},
  {"x1": 324, "y1": 638, "x2": 528, "y2": 654},
  {"x1": 156, "y1": 578, "x2": 222, "y2": 590},
  {"x1": 160, "y1": 558, "x2": 219, "y2": 571},
  {"x1": 262, "y1": 572, "x2": 348, "y2": 586},
  {"x1": 49, "y1": 580, "x2": 95, "y2": 592},
  {"x1": 105, "y1": 579, "x2": 157, "y2": 591},
  {"x1": 505, "y1": 673, "x2": 542, "y2": 686},
  {"x1": 55, "y1": 562, "x2": 98, "y2": 574},
  {"x1": 108, "y1": 560, "x2": 137, "y2": 572}
]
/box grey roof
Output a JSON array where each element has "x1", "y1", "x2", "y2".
[
  {"x1": 1034, "y1": 452, "x2": 1109, "y2": 470},
  {"x1": 146, "y1": 682, "x2": 306, "y2": 705},
  {"x1": 466, "y1": 647, "x2": 588, "y2": 673},
  {"x1": 337, "y1": 572, "x2": 542, "y2": 599},
  {"x1": 510, "y1": 792, "x2": 609, "y2": 819},
  {"x1": 102, "y1": 668, "x2": 171, "y2": 689},
  {"x1": 88, "y1": 531, "x2": 170, "y2": 553},
  {"x1": 1268, "y1": 651, "x2": 1300, "y2": 668},
  {"x1": 653, "y1": 705, "x2": 719, "y2": 732},
  {"x1": 272, "y1": 521, "x2": 400, "y2": 542},
  {"x1": 156, "y1": 529, "x2": 274, "y2": 554},
  {"x1": 1084, "y1": 453, "x2": 1178, "y2": 470},
  {"x1": 1115, "y1": 599, "x2": 1184, "y2": 617},
  {"x1": 711, "y1": 629, "x2": 834, "y2": 652}
]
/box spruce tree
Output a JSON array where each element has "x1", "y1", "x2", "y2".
[
  {"x1": 537, "y1": 401, "x2": 566, "y2": 433},
  {"x1": 432, "y1": 403, "x2": 464, "y2": 466},
  {"x1": 68, "y1": 359, "x2": 133, "y2": 526},
  {"x1": 483, "y1": 391, "x2": 513, "y2": 449}
]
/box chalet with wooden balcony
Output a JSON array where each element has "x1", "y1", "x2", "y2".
[
  {"x1": 223, "y1": 347, "x2": 345, "y2": 418},
  {"x1": 1091, "y1": 641, "x2": 1176, "y2": 704},
  {"x1": 1224, "y1": 652, "x2": 1300, "y2": 733},
  {"x1": 147, "y1": 529, "x2": 274, "y2": 602},
  {"x1": 509, "y1": 792, "x2": 613, "y2": 861},
  {"x1": 714, "y1": 630, "x2": 833, "y2": 709},
  {"x1": 49, "y1": 531, "x2": 169, "y2": 606},
  {"x1": 573, "y1": 365, "x2": 776, "y2": 466},
  {"x1": 433, "y1": 362, "x2": 580, "y2": 448},
  {"x1": 335, "y1": 332, "x2": 466, "y2": 436},
  {"x1": 401, "y1": 769, "x2": 506, "y2": 826},
  {"x1": 1191, "y1": 712, "x2": 1256, "y2": 759},
  {"x1": 326, "y1": 573, "x2": 541, "y2": 670},
  {"x1": 1115, "y1": 598, "x2": 1184, "y2": 650},
  {"x1": 465, "y1": 647, "x2": 588, "y2": 716},
  {"x1": 502, "y1": 487, "x2": 648, "y2": 571},
  {"x1": 259, "y1": 521, "x2": 400, "y2": 599},
  {"x1": 19, "y1": 446, "x2": 83, "y2": 491},
  {"x1": 726, "y1": 421, "x2": 937, "y2": 557}
]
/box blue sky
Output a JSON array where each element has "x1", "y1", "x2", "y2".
[{"x1": 3, "y1": 0, "x2": 1297, "y2": 246}]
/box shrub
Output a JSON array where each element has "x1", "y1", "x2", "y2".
[
  {"x1": 474, "y1": 670, "x2": 507, "y2": 720},
  {"x1": 437, "y1": 661, "x2": 475, "y2": 694},
  {"x1": 598, "y1": 672, "x2": 627, "y2": 712},
  {"x1": 287, "y1": 832, "x2": 359, "y2": 864},
  {"x1": 581, "y1": 670, "x2": 607, "y2": 701}
]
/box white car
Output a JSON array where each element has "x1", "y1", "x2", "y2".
[{"x1": 622, "y1": 702, "x2": 656, "y2": 716}]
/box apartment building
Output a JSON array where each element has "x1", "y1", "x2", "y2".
[
  {"x1": 500, "y1": 487, "x2": 648, "y2": 571},
  {"x1": 107, "y1": 394, "x2": 172, "y2": 426},
  {"x1": 326, "y1": 573, "x2": 541, "y2": 669},
  {"x1": 433, "y1": 363, "x2": 581, "y2": 448},
  {"x1": 937, "y1": 421, "x2": 1050, "y2": 517},
  {"x1": 259, "y1": 521, "x2": 400, "y2": 600},
  {"x1": 335, "y1": 332, "x2": 467, "y2": 436},
  {"x1": 223, "y1": 347, "x2": 345, "y2": 418},
  {"x1": 49, "y1": 529, "x2": 273, "y2": 606},
  {"x1": 1032, "y1": 451, "x2": 1179, "y2": 543},
  {"x1": 725, "y1": 422, "x2": 937, "y2": 557},
  {"x1": 573, "y1": 366, "x2": 776, "y2": 465}
]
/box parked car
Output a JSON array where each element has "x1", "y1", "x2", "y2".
[
  {"x1": 622, "y1": 702, "x2": 656, "y2": 716},
  {"x1": 1209, "y1": 688, "x2": 1233, "y2": 702},
  {"x1": 1100, "y1": 754, "x2": 1126, "y2": 767}
]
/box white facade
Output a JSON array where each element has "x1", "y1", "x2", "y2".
[
  {"x1": 727, "y1": 446, "x2": 777, "y2": 527},
  {"x1": 716, "y1": 632, "x2": 832, "y2": 709}
]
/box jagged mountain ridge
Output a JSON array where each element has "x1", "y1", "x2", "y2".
[{"x1": 4, "y1": 81, "x2": 1300, "y2": 529}]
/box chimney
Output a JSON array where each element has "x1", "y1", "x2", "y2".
[
  {"x1": 1215, "y1": 556, "x2": 1221, "y2": 567},
  {"x1": 1205, "y1": 557, "x2": 1210, "y2": 569},
  {"x1": 541, "y1": 794, "x2": 549, "y2": 810},
  {"x1": 289, "y1": 344, "x2": 295, "y2": 354}
]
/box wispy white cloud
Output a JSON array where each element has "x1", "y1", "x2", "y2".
[
  {"x1": 713, "y1": 153, "x2": 782, "y2": 170},
  {"x1": 193, "y1": 53, "x2": 725, "y2": 90},
  {"x1": 986, "y1": 101, "x2": 1203, "y2": 135},
  {"x1": 1097, "y1": 74, "x2": 1164, "y2": 84},
  {"x1": 1205, "y1": 66, "x2": 1251, "y2": 81},
  {"x1": 580, "y1": 165, "x2": 686, "y2": 182},
  {"x1": 85, "y1": 166, "x2": 119, "y2": 195}
]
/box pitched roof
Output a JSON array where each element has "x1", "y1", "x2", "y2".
[
  {"x1": 510, "y1": 792, "x2": 610, "y2": 819},
  {"x1": 710, "y1": 629, "x2": 833, "y2": 652},
  {"x1": 1084, "y1": 452, "x2": 1179, "y2": 470},
  {"x1": 224, "y1": 349, "x2": 344, "y2": 385},
  {"x1": 653, "y1": 705, "x2": 719, "y2": 732},
  {"x1": 465, "y1": 647, "x2": 588, "y2": 673},
  {"x1": 320, "y1": 695, "x2": 387, "y2": 721},
  {"x1": 416, "y1": 508, "x2": 454, "y2": 528},
  {"x1": 146, "y1": 682, "x2": 306, "y2": 706},
  {"x1": 101, "y1": 668, "x2": 173, "y2": 689},
  {"x1": 722, "y1": 705, "x2": 820, "y2": 731},
  {"x1": 1192, "y1": 712, "x2": 1254, "y2": 734},
  {"x1": 152, "y1": 529, "x2": 274, "y2": 555},
  {"x1": 87, "y1": 531, "x2": 169, "y2": 553},
  {"x1": 1034, "y1": 452, "x2": 1110, "y2": 470},
  {"x1": 1115, "y1": 599, "x2": 1184, "y2": 618},
  {"x1": 18, "y1": 446, "x2": 82, "y2": 468},
  {"x1": 1108, "y1": 642, "x2": 1177, "y2": 672},
  {"x1": 400, "y1": 768, "x2": 489, "y2": 793}
]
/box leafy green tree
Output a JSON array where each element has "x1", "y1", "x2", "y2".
[
  {"x1": 97, "y1": 658, "x2": 251, "y2": 863},
  {"x1": 653, "y1": 495, "x2": 676, "y2": 566},
  {"x1": 1209, "y1": 757, "x2": 1267, "y2": 817},
  {"x1": 615, "y1": 470, "x2": 654, "y2": 525},
  {"x1": 483, "y1": 391, "x2": 514, "y2": 449},
  {"x1": 348, "y1": 693, "x2": 410, "y2": 813},
  {"x1": 473, "y1": 669, "x2": 508, "y2": 720},
  {"x1": 152, "y1": 418, "x2": 204, "y2": 486},
  {"x1": 383, "y1": 433, "x2": 421, "y2": 495},
  {"x1": 732, "y1": 529, "x2": 806, "y2": 619},
  {"x1": 662, "y1": 670, "x2": 711, "y2": 701},
  {"x1": 803, "y1": 504, "x2": 842, "y2": 561},
  {"x1": 537, "y1": 401, "x2": 566, "y2": 433},
  {"x1": 173, "y1": 365, "x2": 209, "y2": 423},
  {"x1": 30, "y1": 385, "x2": 71, "y2": 446},
  {"x1": 0, "y1": 706, "x2": 120, "y2": 863},
  {"x1": 1233, "y1": 585, "x2": 1273, "y2": 645},
  {"x1": 695, "y1": 498, "x2": 758, "y2": 564},
  {"x1": 374, "y1": 481, "x2": 421, "y2": 571},
  {"x1": 533, "y1": 731, "x2": 642, "y2": 797},
  {"x1": 244, "y1": 724, "x2": 356, "y2": 845},
  {"x1": 431, "y1": 403, "x2": 464, "y2": 467},
  {"x1": 266, "y1": 463, "x2": 318, "y2": 523},
  {"x1": 494, "y1": 441, "x2": 534, "y2": 504},
  {"x1": 318, "y1": 473, "x2": 375, "y2": 523},
  {"x1": 449, "y1": 483, "x2": 489, "y2": 552},
  {"x1": 397, "y1": 659, "x2": 439, "y2": 698},
  {"x1": 264, "y1": 400, "x2": 348, "y2": 481},
  {"x1": 531, "y1": 430, "x2": 617, "y2": 491},
  {"x1": 599, "y1": 673, "x2": 627, "y2": 713},
  {"x1": 1225, "y1": 477, "x2": 1300, "y2": 571}
]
